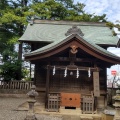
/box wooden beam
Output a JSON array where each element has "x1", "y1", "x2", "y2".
[
  {"x1": 40, "y1": 57, "x2": 96, "y2": 62},
  {"x1": 47, "y1": 65, "x2": 101, "y2": 71}
]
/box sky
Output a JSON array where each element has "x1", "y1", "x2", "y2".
[
  {"x1": 107, "y1": 47, "x2": 120, "y2": 78},
  {"x1": 74, "y1": 0, "x2": 120, "y2": 77},
  {"x1": 74, "y1": 0, "x2": 120, "y2": 23}
]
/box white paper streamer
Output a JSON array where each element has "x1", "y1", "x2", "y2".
[
  {"x1": 88, "y1": 67, "x2": 91, "y2": 77},
  {"x1": 53, "y1": 66, "x2": 55, "y2": 75},
  {"x1": 64, "y1": 67, "x2": 67, "y2": 77},
  {"x1": 76, "y1": 68, "x2": 79, "y2": 78}
]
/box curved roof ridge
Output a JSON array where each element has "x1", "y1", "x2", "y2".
[{"x1": 33, "y1": 19, "x2": 106, "y2": 26}]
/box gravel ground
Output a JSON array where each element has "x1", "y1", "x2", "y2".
[{"x1": 0, "y1": 97, "x2": 62, "y2": 120}]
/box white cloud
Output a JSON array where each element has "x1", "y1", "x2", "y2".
[
  {"x1": 107, "y1": 47, "x2": 120, "y2": 57},
  {"x1": 74, "y1": 0, "x2": 120, "y2": 22}
]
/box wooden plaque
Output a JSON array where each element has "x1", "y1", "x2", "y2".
[
  {"x1": 93, "y1": 72, "x2": 100, "y2": 97},
  {"x1": 60, "y1": 93, "x2": 81, "y2": 108}
]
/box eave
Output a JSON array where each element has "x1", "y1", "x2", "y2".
[{"x1": 24, "y1": 34, "x2": 120, "y2": 64}]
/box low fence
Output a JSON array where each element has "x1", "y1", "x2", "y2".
[{"x1": 0, "y1": 80, "x2": 33, "y2": 90}]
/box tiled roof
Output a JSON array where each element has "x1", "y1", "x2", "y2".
[{"x1": 19, "y1": 20, "x2": 119, "y2": 46}]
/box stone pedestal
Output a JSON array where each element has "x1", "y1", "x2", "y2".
[
  {"x1": 113, "y1": 90, "x2": 120, "y2": 120},
  {"x1": 25, "y1": 100, "x2": 37, "y2": 120},
  {"x1": 24, "y1": 85, "x2": 38, "y2": 120}
]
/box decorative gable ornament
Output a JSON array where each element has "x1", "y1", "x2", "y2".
[
  {"x1": 65, "y1": 25, "x2": 84, "y2": 36},
  {"x1": 70, "y1": 45, "x2": 78, "y2": 54}
]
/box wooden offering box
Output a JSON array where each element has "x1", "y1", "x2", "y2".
[{"x1": 60, "y1": 93, "x2": 81, "y2": 108}]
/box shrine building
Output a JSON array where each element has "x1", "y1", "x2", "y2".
[{"x1": 19, "y1": 19, "x2": 120, "y2": 116}]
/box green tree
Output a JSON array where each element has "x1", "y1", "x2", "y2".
[
  {"x1": 31, "y1": 0, "x2": 107, "y2": 21},
  {"x1": 0, "y1": 0, "x2": 36, "y2": 80},
  {"x1": 0, "y1": 50, "x2": 22, "y2": 81}
]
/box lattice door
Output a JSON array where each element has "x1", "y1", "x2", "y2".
[
  {"x1": 82, "y1": 96, "x2": 94, "y2": 114},
  {"x1": 47, "y1": 93, "x2": 60, "y2": 112}
]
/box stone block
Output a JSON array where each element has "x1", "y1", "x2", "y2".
[{"x1": 80, "y1": 116, "x2": 93, "y2": 120}]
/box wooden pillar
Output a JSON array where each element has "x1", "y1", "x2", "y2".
[
  {"x1": 33, "y1": 64, "x2": 36, "y2": 85},
  {"x1": 30, "y1": 62, "x2": 31, "y2": 79},
  {"x1": 18, "y1": 42, "x2": 22, "y2": 60},
  {"x1": 93, "y1": 63, "x2": 100, "y2": 112},
  {"x1": 45, "y1": 65, "x2": 50, "y2": 108},
  {"x1": 93, "y1": 71, "x2": 100, "y2": 112},
  {"x1": 93, "y1": 71, "x2": 100, "y2": 97},
  {"x1": 104, "y1": 68, "x2": 107, "y2": 108},
  {"x1": 18, "y1": 42, "x2": 22, "y2": 80}
]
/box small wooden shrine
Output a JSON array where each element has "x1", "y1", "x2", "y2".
[{"x1": 19, "y1": 19, "x2": 120, "y2": 114}]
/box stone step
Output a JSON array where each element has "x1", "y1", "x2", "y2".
[
  {"x1": 62, "y1": 115, "x2": 101, "y2": 120},
  {"x1": 63, "y1": 115, "x2": 80, "y2": 120},
  {"x1": 59, "y1": 106, "x2": 82, "y2": 115},
  {"x1": 80, "y1": 116, "x2": 93, "y2": 120}
]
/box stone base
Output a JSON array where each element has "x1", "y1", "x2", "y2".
[
  {"x1": 80, "y1": 116, "x2": 93, "y2": 120},
  {"x1": 62, "y1": 115, "x2": 80, "y2": 120},
  {"x1": 114, "y1": 117, "x2": 120, "y2": 120},
  {"x1": 25, "y1": 112, "x2": 37, "y2": 120},
  {"x1": 59, "y1": 106, "x2": 82, "y2": 115}
]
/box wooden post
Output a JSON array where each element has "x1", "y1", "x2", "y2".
[
  {"x1": 33, "y1": 65, "x2": 36, "y2": 85},
  {"x1": 30, "y1": 62, "x2": 31, "y2": 79},
  {"x1": 18, "y1": 42, "x2": 22, "y2": 60},
  {"x1": 93, "y1": 70, "x2": 100, "y2": 113},
  {"x1": 45, "y1": 65, "x2": 50, "y2": 108},
  {"x1": 93, "y1": 71, "x2": 100, "y2": 97},
  {"x1": 18, "y1": 42, "x2": 22, "y2": 80},
  {"x1": 105, "y1": 68, "x2": 107, "y2": 108}
]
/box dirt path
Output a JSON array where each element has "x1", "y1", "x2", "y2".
[{"x1": 0, "y1": 97, "x2": 62, "y2": 120}]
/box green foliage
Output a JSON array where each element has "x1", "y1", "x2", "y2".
[
  {"x1": 7, "y1": 36, "x2": 20, "y2": 45},
  {"x1": 0, "y1": 50, "x2": 22, "y2": 81},
  {"x1": 106, "y1": 22, "x2": 114, "y2": 29},
  {"x1": 0, "y1": 50, "x2": 31, "y2": 81},
  {"x1": 114, "y1": 24, "x2": 120, "y2": 31},
  {"x1": 112, "y1": 30, "x2": 117, "y2": 36},
  {"x1": 30, "y1": 0, "x2": 107, "y2": 21},
  {"x1": 24, "y1": 77, "x2": 32, "y2": 81},
  {"x1": 0, "y1": 27, "x2": 13, "y2": 53},
  {"x1": 22, "y1": 68, "x2": 31, "y2": 81},
  {"x1": 31, "y1": 0, "x2": 67, "y2": 20},
  {"x1": 106, "y1": 22, "x2": 120, "y2": 35}
]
